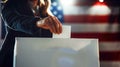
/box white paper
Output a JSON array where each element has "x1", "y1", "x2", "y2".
[{"x1": 52, "y1": 25, "x2": 71, "y2": 38}]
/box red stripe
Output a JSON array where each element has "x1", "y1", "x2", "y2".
[
  {"x1": 100, "y1": 51, "x2": 120, "y2": 61},
  {"x1": 64, "y1": 15, "x2": 113, "y2": 23},
  {"x1": 71, "y1": 32, "x2": 120, "y2": 42},
  {"x1": 75, "y1": 2, "x2": 95, "y2": 6}
]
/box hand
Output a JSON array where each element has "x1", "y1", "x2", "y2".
[{"x1": 37, "y1": 16, "x2": 62, "y2": 34}]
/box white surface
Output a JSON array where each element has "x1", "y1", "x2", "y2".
[
  {"x1": 14, "y1": 38, "x2": 99, "y2": 67},
  {"x1": 52, "y1": 25, "x2": 71, "y2": 38}
]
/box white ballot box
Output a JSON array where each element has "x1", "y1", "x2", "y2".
[{"x1": 14, "y1": 38, "x2": 100, "y2": 67}]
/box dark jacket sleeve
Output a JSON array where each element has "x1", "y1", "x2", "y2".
[{"x1": 1, "y1": 2, "x2": 41, "y2": 35}]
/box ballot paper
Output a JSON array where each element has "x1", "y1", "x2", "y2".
[
  {"x1": 52, "y1": 25, "x2": 71, "y2": 38},
  {"x1": 14, "y1": 38, "x2": 99, "y2": 67}
]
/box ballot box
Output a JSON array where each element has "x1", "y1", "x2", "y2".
[{"x1": 14, "y1": 38, "x2": 100, "y2": 67}]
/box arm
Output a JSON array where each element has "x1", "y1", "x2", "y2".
[
  {"x1": 1, "y1": 4, "x2": 41, "y2": 35},
  {"x1": 2, "y1": 1, "x2": 62, "y2": 35}
]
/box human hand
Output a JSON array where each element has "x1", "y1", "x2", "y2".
[{"x1": 37, "y1": 16, "x2": 62, "y2": 34}]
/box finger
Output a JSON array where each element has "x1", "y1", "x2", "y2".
[
  {"x1": 50, "y1": 16, "x2": 60, "y2": 34},
  {"x1": 48, "y1": 17, "x2": 57, "y2": 34},
  {"x1": 42, "y1": 17, "x2": 54, "y2": 33},
  {"x1": 53, "y1": 17, "x2": 62, "y2": 34},
  {"x1": 52, "y1": 17, "x2": 60, "y2": 34},
  {"x1": 56, "y1": 18, "x2": 62, "y2": 34}
]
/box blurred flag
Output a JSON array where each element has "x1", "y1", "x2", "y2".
[
  {"x1": 50, "y1": 0, "x2": 64, "y2": 23},
  {"x1": 55, "y1": 0, "x2": 120, "y2": 67}
]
